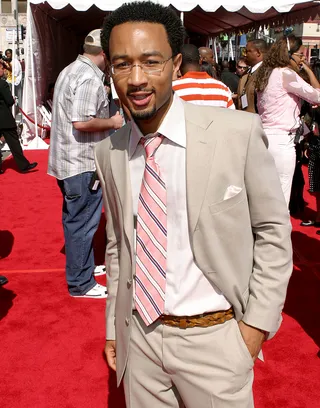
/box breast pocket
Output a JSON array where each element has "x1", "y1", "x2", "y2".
[{"x1": 209, "y1": 189, "x2": 246, "y2": 215}]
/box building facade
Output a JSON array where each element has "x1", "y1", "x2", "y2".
[{"x1": 0, "y1": 0, "x2": 27, "y2": 55}]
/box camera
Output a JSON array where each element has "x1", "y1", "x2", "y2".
[{"x1": 0, "y1": 54, "x2": 10, "y2": 62}]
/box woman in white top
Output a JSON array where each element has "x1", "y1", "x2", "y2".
[{"x1": 255, "y1": 35, "x2": 320, "y2": 206}]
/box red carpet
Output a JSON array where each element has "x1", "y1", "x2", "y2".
[{"x1": 1, "y1": 150, "x2": 320, "y2": 407}]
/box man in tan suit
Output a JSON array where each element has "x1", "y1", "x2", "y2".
[
  {"x1": 95, "y1": 2, "x2": 293, "y2": 407},
  {"x1": 237, "y1": 39, "x2": 268, "y2": 113}
]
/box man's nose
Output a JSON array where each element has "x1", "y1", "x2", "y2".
[{"x1": 128, "y1": 65, "x2": 148, "y2": 87}]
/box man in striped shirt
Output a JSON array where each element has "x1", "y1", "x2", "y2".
[
  {"x1": 48, "y1": 29, "x2": 123, "y2": 299},
  {"x1": 173, "y1": 44, "x2": 235, "y2": 109}
]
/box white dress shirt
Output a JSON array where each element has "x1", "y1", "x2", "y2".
[
  {"x1": 250, "y1": 60, "x2": 263, "y2": 74},
  {"x1": 129, "y1": 94, "x2": 231, "y2": 316}
]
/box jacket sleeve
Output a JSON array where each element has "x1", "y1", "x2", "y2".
[
  {"x1": 0, "y1": 80, "x2": 15, "y2": 107},
  {"x1": 242, "y1": 114, "x2": 293, "y2": 335},
  {"x1": 94, "y1": 142, "x2": 119, "y2": 340}
]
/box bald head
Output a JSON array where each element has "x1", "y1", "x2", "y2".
[{"x1": 199, "y1": 47, "x2": 215, "y2": 66}]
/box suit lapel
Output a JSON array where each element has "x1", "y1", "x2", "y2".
[
  {"x1": 185, "y1": 103, "x2": 217, "y2": 234},
  {"x1": 109, "y1": 124, "x2": 134, "y2": 253},
  {"x1": 109, "y1": 104, "x2": 218, "y2": 247}
]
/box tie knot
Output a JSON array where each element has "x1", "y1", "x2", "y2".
[{"x1": 141, "y1": 135, "x2": 164, "y2": 158}]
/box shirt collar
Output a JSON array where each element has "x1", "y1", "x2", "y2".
[
  {"x1": 179, "y1": 71, "x2": 212, "y2": 80},
  {"x1": 77, "y1": 54, "x2": 105, "y2": 82},
  {"x1": 250, "y1": 61, "x2": 263, "y2": 74},
  {"x1": 129, "y1": 93, "x2": 186, "y2": 159}
]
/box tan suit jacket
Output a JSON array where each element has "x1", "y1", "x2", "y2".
[
  {"x1": 237, "y1": 69, "x2": 260, "y2": 113},
  {"x1": 94, "y1": 102, "x2": 292, "y2": 385}
]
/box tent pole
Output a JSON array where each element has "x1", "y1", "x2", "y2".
[
  {"x1": 15, "y1": 0, "x2": 20, "y2": 58},
  {"x1": 11, "y1": 1, "x2": 18, "y2": 116},
  {"x1": 213, "y1": 37, "x2": 218, "y2": 62},
  {"x1": 28, "y1": 0, "x2": 39, "y2": 146},
  {"x1": 22, "y1": 0, "x2": 30, "y2": 144},
  {"x1": 229, "y1": 37, "x2": 234, "y2": 60},
  {"x1": 12, "y1": 30, "x2": 16, "y2": 116}
]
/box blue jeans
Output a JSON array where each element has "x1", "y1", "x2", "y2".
[{"x1": 58, "y1": 172, "x2": 103, "y2": 295}]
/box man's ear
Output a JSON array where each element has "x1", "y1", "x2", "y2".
[{"x1": 173, "y1": 53, "x2": 182, "y2": 77}]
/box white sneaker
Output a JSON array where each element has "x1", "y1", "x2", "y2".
[
  {"x1": 71, "y1": 283, "x2": 108, "y2": 299},
  {"x1": 93, "y1": 265, "x2": 106, "y2": 276}
]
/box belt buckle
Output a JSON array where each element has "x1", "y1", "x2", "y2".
[{"x1": 179, "y1": 318, "x2": 187, "y2": 329}]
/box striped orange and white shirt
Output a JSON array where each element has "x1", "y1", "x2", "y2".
[{"x1": 172, "y1": 71, "x2": 235, "y2": 109}]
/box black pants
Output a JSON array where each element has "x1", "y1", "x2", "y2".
[{"x1": 0, "y1": 127, "x2": 29, "y2": 171}]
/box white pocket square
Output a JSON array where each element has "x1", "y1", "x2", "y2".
[{"x1": 223, "y1": 185, "x2": 242, "y2": 201}]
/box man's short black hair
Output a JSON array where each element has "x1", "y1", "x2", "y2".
[
  {"x1": 181, "y1": 44, "x2": 200, "y2": 66},
  {"x1": 248, "y1": 39, "x2": 268, "y2": 54},
  {"x1": 101, "y1": 1, "x2": 185, "y2": 59}
]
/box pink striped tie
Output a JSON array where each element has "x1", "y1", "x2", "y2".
[{"x1": 135, "y1": 135, "x2": 167, "y2": 326}]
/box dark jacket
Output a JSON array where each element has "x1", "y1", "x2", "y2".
[
  {"x1": 0, "y1": 78, "x2": 16, "y2": 129},
  {"x1": 221, "y1": 69, "x2": 239, "y2": 94}
]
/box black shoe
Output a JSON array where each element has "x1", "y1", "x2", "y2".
[
  {"x1": 300, "y1": 220, "x2": 320, "y2": 227},
  {"x1": 0, "y1": 169, "x2": 4, "y2": 174},
  {"x1": 21, "y1": 162, "x2": 38, "y2": 173},
  {"x1": 0, "y1": 275, "x2": 8, "y2": 286}
]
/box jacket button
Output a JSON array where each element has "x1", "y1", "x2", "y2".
[
  {"x1": 127, "y1": 278, "x2": 132, "y2": 287},
  {"x1": 125, "y1": 318, "x2": 130, "y2": 326}
]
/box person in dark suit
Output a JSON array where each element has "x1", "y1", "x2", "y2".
[{"x1": 0, "y1": 60, "x2": 37, "y2": 174}]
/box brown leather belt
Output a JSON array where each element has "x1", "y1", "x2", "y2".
[{"x1": 159, "y1": 307, "x2": 234, "y2": 329}]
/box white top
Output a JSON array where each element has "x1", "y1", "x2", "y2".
[
  {"x1": 6, "y1": 58, "x2": 22, "y2": 86},
  {"x1": 128, "y1": 94, "x2": 231, "y2": 316},
  {"x1": 257, "y1": 67, "x2": 320, "y2": 135}
]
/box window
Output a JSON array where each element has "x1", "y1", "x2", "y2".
[
  {"x1": 1, "y1": 0, "x2": 12, "y2": 13},
  {"x1": 18, "y1": 0, "x2": 27, "y2": 13}
]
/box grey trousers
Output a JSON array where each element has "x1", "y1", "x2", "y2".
[{"x1": 123, "y1": 313, "x2": 254, "y2": 408}]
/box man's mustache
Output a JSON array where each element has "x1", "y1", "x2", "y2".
[{"x1": 127, "y1": 87, "x2": 155, "y2": 95}]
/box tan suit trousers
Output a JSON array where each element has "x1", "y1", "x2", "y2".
[{"x1": 123, "y1": 313, "x2": 254, "y2": 408}]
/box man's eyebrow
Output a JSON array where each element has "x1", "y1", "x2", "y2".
[
  {"x1": 111, "y1": 54, "x2": 129, "y2": 61},
  {"x1": 141, "y1": 51, "x2": 164, "y2": 58},
  {"x1": 112, "y1": 51, "x2": 164, "y2": 61}
]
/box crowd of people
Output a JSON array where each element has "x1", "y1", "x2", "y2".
[
  {"x1": 2, "y1": 0, "x2": 320, "y2": 405},
  {"x1": 185, "y1": 38, "x2": 320, "y2": 233}
]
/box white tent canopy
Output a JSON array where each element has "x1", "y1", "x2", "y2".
[
  {"x1": 28, "y1": 0, "x2": 320, "y2": 36},
  {"x1": 22, "y1": 0, "x2": 320, "y2": 146},
  {"x1": 29, "y1": 0, "x2": 318, "y2": 13}
]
